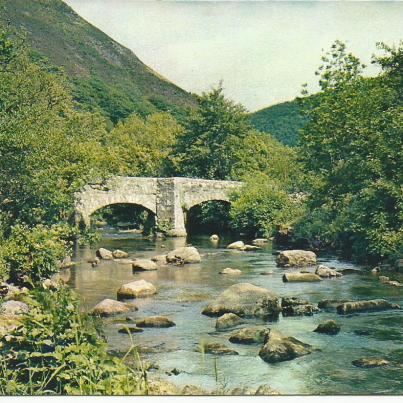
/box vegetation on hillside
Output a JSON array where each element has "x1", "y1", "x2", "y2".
[
  {"x1": 249, "y1": 99, "x2": 307, "y2": 146},
  {"x1": 1, "y1": 0, "x2": 196, "y2": 124}
]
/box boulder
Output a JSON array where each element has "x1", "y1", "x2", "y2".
[
  {"x1": 166, "y1": 247, "x2": 201, "y2": 264},
  {"x1": 91, "y1": 299, "x2": 134, "y2": 316},
  {"x1": 200, "y1": 342, "x2": 238, "y2": 356},
  {"x1": 210, "y1": 234, "x2": 219, "y2": 241},
  {"x1": 115, "y1": 259, "x2": 136, "y2": 265},
  {"x1": 118, "y1": 326, "x2": 144, "y2": 334},
  {"x1": 315, "y1": 265, "x2": 342, "y2": 278},
  {"x1": 242, "y1": 245, "x2": 261, "y2": 251},
  {"x1": 352, "y1": 358, "x2": 389, "y2": 368},
  {"x1": 385, "y1": 280, "x2": 403, "y2": 287},
  {"x1": 276, "y1": 250, "x2": 317, "y2": 267},
  {"x1": 283, "y1": 272, "x2": 322, "y2": 282},
  {"x1": 318, "y1": 299, "x2": 351, "y2": 310},
  {"x1": 313, "y1": 320, "x2": 341, "y2": 335},
  {"x1": 252, "y1": 238, "x2": 269, "y2": 245},
  {"x1": 337, "y1": 299, "x2": 400, "y2": 315},
  {"x1": 151, "y1": 254, "x2": 168, "y2": 265},
  {"x1": 258, "y1": 329, "x2": 313, "y2": 363},
  {"x1": 227, "y1": 241, "x2": 245, "y2": 250},
  {"x1": 132, "y1": 259, "x2": 158, "y2": 272},
  {"x1": 136, "y1": 316, "x2": 175, "y2": 328},
  {"x1": 281, "y1": 297, "x2": 319, "y2": 316},
  {"x1": 88, "y1": 257, "x2": 100, "y2": 266},
  {"x1": 202, "y1": 283, "x2": 281, "y2": 318},
  {"x1": 229, "y1": 326, "x2": 270, "y2": 345},
  {"x1": 0, "y1": 300, "x2": 29, "y2": 316},
  {"x1": 379, "y1": 275, "x2": 390, "y2": 283},
  {"x1": 215, "y1": 313, "x2": 245, "y2": 331},
  {"x1": 117, "y1": 280, "x2": 157, "y2": 299},
  {"x1": 96, "y1": 248, "x2": 113, "y2": 260},
  {"x1": 219, "y1": 268, "x2": 242, "y2": 275},
  {"x1": 112, "y1": 249, "x2": 129, "y2": 259}
]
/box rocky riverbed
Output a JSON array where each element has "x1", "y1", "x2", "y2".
[{"x1": 68, "y1": 231, "x2": 403, "y2": 395}]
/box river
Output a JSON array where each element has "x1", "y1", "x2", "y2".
[{"x1": 69, "y1": 229, "x2": 403, "y2": 395}]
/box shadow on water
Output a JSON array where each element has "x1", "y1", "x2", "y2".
[{"x1": 70, "y1": 230, "x2": 403, "y2": 395}]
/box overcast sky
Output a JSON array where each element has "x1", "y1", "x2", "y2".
[{"x1": 65, "y1": 1, "x2": 403, "y2": 112}]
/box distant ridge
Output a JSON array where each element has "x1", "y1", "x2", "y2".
[
  {"x1": 250, "y1": 99, "x2": 307, "y2": 147},
  {"x1": 1, "y1": 0, "x2": 197, "y2": 123}
]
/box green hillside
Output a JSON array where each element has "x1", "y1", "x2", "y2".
[
  {"x1": 250, "y1": 99, "x2": 307, "y2": 146},
  {"x1": 1, "y1": 0, "x2": 196, "y2": 123}
]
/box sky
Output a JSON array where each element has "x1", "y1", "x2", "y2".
[{"x1": 65, "y1": 1, "x2": 403, "y2": 112}]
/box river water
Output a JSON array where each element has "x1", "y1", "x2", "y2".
[{"x1": 70, "y1": 230, "x2": 403, "y2": 395}]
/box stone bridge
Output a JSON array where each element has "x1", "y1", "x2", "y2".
[{"x1": 75, "y1": 177, "x2": 243, "y2": 236}]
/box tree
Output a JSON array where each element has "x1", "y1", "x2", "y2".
[
  {"x1": 0, "y1": 28, "x2": 120, "y2": 225},
  {"x1": 296, "y1": 41, "x2": 403, "y2": 263},
  {"x1": 173, "y1": 84, "x2": 251, "y2": 180},
  {"x1": 107, "y1": 112, "x2": 183, "y2": 177}
]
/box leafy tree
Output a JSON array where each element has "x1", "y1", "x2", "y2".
[
  {"x1": 0, "y1": 28, "x2": 118, "y2": 225},
  {"x1": 108, "y1": 112, "x2": 183, "y2": 177},
  {"x1": 296, "y1": 41, "x2": 403, "y2": 263},
  {"x1": 230, "y1": 173, "x2": 305, "y2": 238},
  {"x1": 173, "y1": 84, "x2": 251, "y2": 180}
]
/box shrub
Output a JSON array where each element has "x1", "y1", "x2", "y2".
[
  {"x1": 0, "y1": 224, "x2": 71, "y2": 285},
  {"x1": 230, "y1": 173, "x2": 306, "y2": 238},
  {"x1": 0, "y1": 286, "x2": 147, "y2": 395}
]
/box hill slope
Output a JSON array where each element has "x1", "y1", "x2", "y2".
[
  {"x1": 1, "y1": 0, "x2": 196, "y2": 123},
  {"x1": 250, "y1": 99, "x2": 307, "y2": 146}
]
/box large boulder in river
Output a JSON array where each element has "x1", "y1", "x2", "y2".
[
  {"x1": 352, "y1": 358, "x2": 390, "y2": 368},
  {"x1": 136, "y1": 316, "x2": 175, "y2": 328},
  {"x1": 259, "y1": 329, "x2": 313, "y2": 363},
  {"x1": 313, "y1": 320, "x2": 341, "y2": 335},
  {"x1": 132, "y1": 259, "x2": 158, "y2": 272},
  {"x1": 91, "y1": 299, "x2": 135, "y2": 316},
  {"x1": 200, "y1": 342, "x2": 238, "y2": 356},
  {"x1": 112, "y1": 249, "x2": 129, "y2": 259},
  {"x1": 151, "y1": 254, "x2": 168, "y2": 265},
  {"x1": 315, "y1": 265, "x2": 342, "y2": 278},
  {"x1": 96, "y1": 248, "x2": 113, "y2": 260},
  {"x1": 283, "y1": 272, "x2": 322, "y2": 282},
  {"x1": 276, "y1": 250, "x2": 317, "y2": 267},
  {"x1": 166, "y1": 247, "x2": 201, "y2": 264},
  {"x1": 337, "y1": 299, "x2": 400, "y2": 315},
  {"x1": 117, "y1": 279, "x2": 157, "y2": 299},
  {"x1": 215, "y1": 313, "x2": 245, "y2": 331},
  {"x1": 227, "y1": 241, "x2": 245, "y2": 250},
  {"x1": 202, "y1": 283, "x2": 280, "y2": 319},
  {"x1": 229, "y1": 326, "x2": 270, "y2": 345},
  {"x1": 281, "y1": 297, "x2": 319, "y2": 316},
  {"x1": 219, "y1": 268, "x2": 242, "y2": 275}
]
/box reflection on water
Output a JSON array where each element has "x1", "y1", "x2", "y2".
[{"x1": 70, "y1": 231, "x2": 403, "y2": 394}]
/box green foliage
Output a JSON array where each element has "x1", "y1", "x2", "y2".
[
  {"x1": 296, "y1": 41, "x2": 403, "y2": 263},
  {"x1": 1, "y1": 0, "x2": 195, "y2": 123},
  {"x1": 107, "y1": 112, "x2": 184, "y2": 177},
  {"x1": 249, "y1": 99, "x2": 308, "y2": 146},
  {"x1": 0, "y1": 28, "x2": 120, "y2": 225},
  {"x1": 230, "y1": 173, "x2": 306, "y2": 238},
  {"x1": 174, "y1": 84, "x2": 252, "y2": 180},
  {"x1": 0, "y1": 286, "x2": 146, "y2": 395},
  {"x1": 0, "y1": 224, "x2": 71, "y2": 285}
]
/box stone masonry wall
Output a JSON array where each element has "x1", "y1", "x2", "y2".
[{"x1": 75, "y1": 176, "x2": 243, "y2": 235}]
